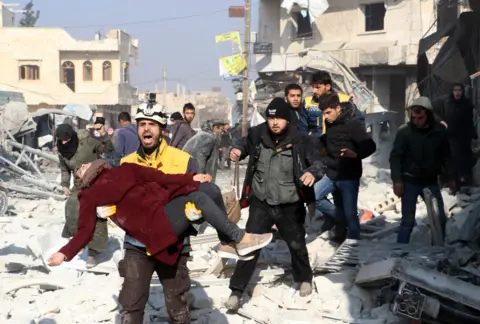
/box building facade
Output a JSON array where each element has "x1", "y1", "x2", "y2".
[
  {"x1": 256, "y1": 0, "x2": 469, "y2": 123},
  {"x1": 0, "y1": 24, "x2": 139, "y2": 128}
]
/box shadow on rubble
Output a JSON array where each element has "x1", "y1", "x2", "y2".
[
  {"x1": 35, "y1": 319, "x2": 57, "y2": 324},
  {"x1": 0, "y1": 243, "x2": 30, "y2": 256}
]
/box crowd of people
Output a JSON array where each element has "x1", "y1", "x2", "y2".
[{"x1": 44, "y1": 70, "x2": 475, "y2": 324}]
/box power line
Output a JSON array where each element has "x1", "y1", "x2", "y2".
[{"x1": 63, "y1": 9, "x2": 228, "y2": 29}]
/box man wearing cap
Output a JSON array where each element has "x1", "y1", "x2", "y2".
[
  {"x1": 226, "y1": 97, "x2": 325, "y2": 311},
  {"x1": 182, "y1": 119, "x2": 226, "y2": 183},
  {"x1": 114, "y1": 97, "x2": 200, "y2": 323},
  {"x1": 390, "y1": 96, "x2": 455, "y2": 244}
]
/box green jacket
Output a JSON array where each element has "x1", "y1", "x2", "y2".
[{"x1": 59, "y1": 130, "x2": 113, "y2": 189}]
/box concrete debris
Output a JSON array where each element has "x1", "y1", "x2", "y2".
[{"x1": 1, "y1": 165, "x2": 480, "y2": 323}]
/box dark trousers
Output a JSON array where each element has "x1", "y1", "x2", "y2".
[
  {"x1": 333, "y1": 180, "x2": 360, "y2": 240},
  {"x1": 165, "y1": 183, "x2": 245, "y2": 243},
  {"x1": 229, "y1": 196, "x2": 312, "y2": 293},
  {"x1": 119, "y1": 249, "x2": 191, "y2": 324},
  {"x1": 398, "y1": 182, "x2": 446, "y2": 244}
]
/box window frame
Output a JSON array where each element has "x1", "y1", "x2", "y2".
[{"x1": 18, "y1": 65, "x2": 40, "y2": 81}]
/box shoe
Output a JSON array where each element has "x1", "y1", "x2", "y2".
[
  {"x1": 216, "y1": 243, "x2": 254, "y2": 261},
  {"x1": 299, "y1": 282, "x2": 313, "y2": 297},
  {"x1": 345, "y1": 238, "x2": 359, "y2": 246},
  {"x1": 235, "y1": 233, "x2": 273, "y2": 256},
  {"x1": 86, "y1": 256, "x2": 97, "y2": 269},
  {"x1": 225, "y1": 293, "x2": 241, "y2": 312}
]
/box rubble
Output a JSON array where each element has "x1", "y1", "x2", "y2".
[{"x1": 1, "y1": 161, "x2": 480, "y2": 323}]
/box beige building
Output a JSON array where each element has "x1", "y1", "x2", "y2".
[
  {"x1": 256, "y1": 0, "x2": 469, "y2": 122},
  {"x1": 0, "y1": 2, "x2": 15, "y2": 27},
  {"x1": 0, "y1": 13, "x2": 139, "y2": 127}
]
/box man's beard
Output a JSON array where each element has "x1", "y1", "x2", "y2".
[{"x1": 140, "y1": 136, "x2": 161, "y2": 155}]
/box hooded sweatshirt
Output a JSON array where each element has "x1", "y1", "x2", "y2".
[
  {"x1": 114, "y1": 123, "x2": 140, "y2": 158},
  {"x1": 389, "y1": 97, "x2": 454, "y2": 184}
]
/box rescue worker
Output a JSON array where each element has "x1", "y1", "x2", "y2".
[
  {"x1": 55, "y1": 123, "x2": 113, "y2": 268},
  {"x1": 299, "y1": 71, "x2": 364, "y2": 137}
]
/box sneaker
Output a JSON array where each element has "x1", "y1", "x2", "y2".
[
  {"x1": 345, "y1": 238, "x2": 359, "y2": 246},
  {"x1": 225, "y1": 293, "x2": 241, "y2": 312},
  {"x1": 299, "y1": 282, "x2": 313, "y2": 297},
  {"x1": 86, "y1": 256, "x2": 97, "y2": 269},
  {"x1": 216, "y1": 243, "x2": 254, "y2": 261},
  {"x1": 235, "y1": 233, "x2": 273, "y2": 256}
]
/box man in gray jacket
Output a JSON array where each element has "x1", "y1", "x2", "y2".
[
  {"x1": 170, "y1": 104, "x2": 196, "y2": 149},
  {"x1": 183, "y1": 119, "x2": 226, "y2": 183}
]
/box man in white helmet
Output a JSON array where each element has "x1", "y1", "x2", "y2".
[{"x1": 114, "y1": 94, "x2": 203, "y2": 323}]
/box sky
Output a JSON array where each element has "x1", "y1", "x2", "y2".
[{"x1": 14, "y1": 0, "x2": 259, "y2": 100}]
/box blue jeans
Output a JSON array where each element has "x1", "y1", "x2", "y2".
[
  {"x1": 333, "y1": 180, "x2": 360, "y2": 239},
  {"x1": 397, "y1": 182, "x2": 446, "y2": 244},
  {"x1": 314, "y1": 175, "x2": 336, "y2": 217}
]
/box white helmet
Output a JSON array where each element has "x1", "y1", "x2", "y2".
[{"x1": 135, "y1": 101, "x2": 168, "y2": 125}]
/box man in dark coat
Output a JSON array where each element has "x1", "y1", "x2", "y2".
[
  {"x1": 390, "y1": 96, "x2": 455, "y2": 244},
  {"x1": 284, "y1": 83, "x2": 305, "y2": 129},
  {"x1": 226, "y1": 98, "x2": 325, "y2": 311},
  {"x1": 317, "y1": 94, "x2": 376, "y2": 243}
]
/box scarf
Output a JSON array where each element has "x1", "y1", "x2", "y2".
[
  {"x1": 78, "y1": 159, "x2": 111, "y2": 189},
  {"x1": 56, "y1": 124, "x2": 79, "y2": 160}
]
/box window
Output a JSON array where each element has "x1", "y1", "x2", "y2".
[
  {"x1": 363, "y1": 3, "x2": 386, "y2": 32},
  {"x1": 83, "y1": 61, "x2": 93, "y2": 81},
  {"x1": 102, "y1": 61, "x2": 112, "y2": 81},
  {"x1": 61, "y1": 61, "x2": 75, "y2": 92},
  {"x1": 293, "y1": 10, "x2": 313, "y2": 39},
  {"x1": 19, "y1": 65, "x2": 40, "y2": 80},
  {"x1": 122, "y1": 62, "x2": 129, "y2": 83}
]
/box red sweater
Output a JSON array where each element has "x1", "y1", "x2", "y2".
[{"x1": 59, "y1": 163, "x2": 199, "y2": 265}]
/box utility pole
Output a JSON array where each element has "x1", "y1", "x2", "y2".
[
  {"x1": 163, "y1": 68, "x2": 167, "y2": 108},
  {"x1": 241, "y1": 0, "x2": 251, "y2": 136}
]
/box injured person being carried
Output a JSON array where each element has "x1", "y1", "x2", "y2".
[{"x1": 48, "y1": 159, "x2": 272, "y2": 267}]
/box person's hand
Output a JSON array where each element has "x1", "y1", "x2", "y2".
[
  {"x1": 48, "y1": 252, "x2": 66, "y2": 266},
  {"x1": 447, "y1": 180, "x2": 457, "y2": 195},
  {"x1": 95, "y1": 124, "x2": 106, "y2": 136},
  {"x1": 393, "y1": 182, "x2": 403, "y2": 198},
  {"x1": 340, "y1": 148, "x2": 357, "y2": 158},
  {"x1": 230, "y1": 148, "x2": 241, "y2": 161},
  {"x1": 300, "y1": 172, "x2": 315, "y2": 187},
  {"x1": 193, "y1": 174, "x2": 212, "y2": 183},
  {"x1": 62, "y1": 187, "x2": 71, "y2": 195}
]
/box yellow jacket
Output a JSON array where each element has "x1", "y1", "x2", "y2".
[{"x1": 301, "y1": 91, "x2": 352, "y2": 136}]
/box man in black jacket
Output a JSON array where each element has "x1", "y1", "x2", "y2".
[
  {"x1": 285, "y1": 83, "x2": 305, "y2": 128},
  {"x1": 319, "y1": 94, "x2": 376, "y2": 243},
  {"x1": 226, "y1": 98, "x2": 325, "y2": 311},
  {"x1": 390, "y1": 96, "x2": 455, "y2": 244}
]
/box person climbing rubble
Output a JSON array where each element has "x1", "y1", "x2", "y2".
[
  {"x1": 182, "y1": 119, "x2": 227, "y2": 183},
  {"x1": 47, "y1": 159, "x2": 272, "y2": 268},
  {"x1": 226, "y1": 97, "x2": 325, "y2": 311},
  {"x1": 55, "y1": 123, "x2": 113, "y2": 269},
  {"x1": 315, "y1": 93, "x2": 376, "y2": 245},
  {"x1": 389, "y1": 96, "x2": 456, "y2": 244}
]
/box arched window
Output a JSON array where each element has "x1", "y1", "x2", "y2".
[
  {"x1": 62, "y1": 61, "x2": 75, "y2": 92},
  {"x1": 102, "y1": 61, "x2": 112, "y2": 81},
  {"x1": 83, "y1": 60, "x2": 93, "y2": 81}
]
